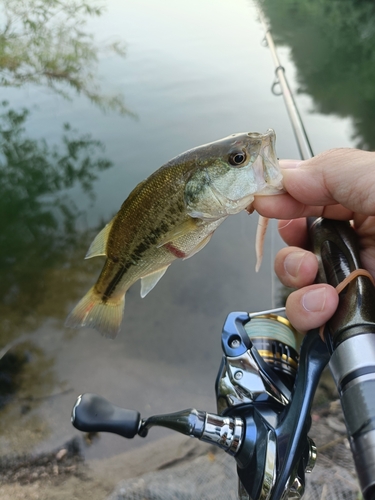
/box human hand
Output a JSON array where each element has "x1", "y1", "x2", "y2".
[{"x1": 253, "y1": 148, "x2": 375, "y2": 333}]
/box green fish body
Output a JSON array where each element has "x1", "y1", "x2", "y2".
[{"x1": 65, "y1": 129, "x2": 283, "y2": 338}]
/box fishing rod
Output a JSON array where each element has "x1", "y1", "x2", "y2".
[
  {"x1": 257, "y1": 5, "x2": 313, "y2": 161},
  {"x1": 258, "y1": 4, "x2": 375, "y2": 500}
]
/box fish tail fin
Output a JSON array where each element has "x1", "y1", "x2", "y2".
[{"x1": 65, "y1": 287, "x2": 125, "y2": 339}]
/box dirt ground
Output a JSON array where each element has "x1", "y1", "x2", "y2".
[{"x1": 0, "y1": 433, "x2": 210, "y2": 500}]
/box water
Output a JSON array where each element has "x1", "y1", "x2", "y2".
[{"x1": 0, "y1": 0, "x2": 372, "y2": 473}]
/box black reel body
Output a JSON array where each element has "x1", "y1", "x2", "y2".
[{"x1": 216, "y1": 310, "x2": 326, "y2": 499}]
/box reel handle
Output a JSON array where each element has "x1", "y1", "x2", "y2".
[
  {"x1": 71, "y1": 393, "x2": 141, "y2": 438},
  {"x1": 72, "y1": 393, "x2": 244, "y2": 454}
]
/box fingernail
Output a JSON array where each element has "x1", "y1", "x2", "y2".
[
  {"x1": 302, "y1": 287, "x2": 327, "y2": 312},
  {"x1": 284, "y1": 251, "x2": 306, "y2": 278},
  {"x1": 279, "y1": 159, "x2": 303, "y2": 169}
]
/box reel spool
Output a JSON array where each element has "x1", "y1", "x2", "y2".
[{"x1": 244, "y1": 314, "x2": 299, "y2": 384}]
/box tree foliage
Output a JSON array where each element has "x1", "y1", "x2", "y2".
[
  {"x1": 0, "y1": 102, "x2": 112, "y2": 307},
  {"x1": 261, "y1": 0, "x2": 375, "y2": 149},
  {"x1": 0, "y1": 0, "x2": 129, "y2": 113}
]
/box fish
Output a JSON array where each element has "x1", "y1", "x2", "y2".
[{"x1": 65, "y1": 129, "x2": 284, "y2": 338}]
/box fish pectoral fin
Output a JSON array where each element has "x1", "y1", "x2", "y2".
[
  {"x1": 140, "y1": 266, "x2": 170, "y2": 298},
  {"x1": 85, "y1": 218, "x2": 114, "y2": 259},
  {"x1": 157, "y1": 218, "x2": 198, "y2": 248},
  {"x1": 183, "y1": 232, "x2": 214, "y2": 260}
]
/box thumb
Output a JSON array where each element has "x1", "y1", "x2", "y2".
[{"x1": 285, "y1": 284, "x2": 339, "y2": 333}]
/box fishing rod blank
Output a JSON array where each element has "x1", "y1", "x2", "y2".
[{"x1": 257, "y1": 6, "x2": 313, "y2": 161}]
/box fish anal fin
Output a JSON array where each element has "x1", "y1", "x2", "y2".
[
  {"x1": 140, "y1": 266, "x2": 169, "y2": 298},
  {"x1": 65, "y1": 286, "x2": 125, "y2": 339},
  {"x1": 85, "y1": 219, "x2": 114, "y2": 259},
  {"x1": 157, "y1": 218, "x2": 198, "y2": 248},
  {"x1": 183, "y1": 232, "x2": 213, "y2": 260}
]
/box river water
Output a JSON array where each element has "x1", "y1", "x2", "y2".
[{"x1": 0, "y1": 0, "x2": 369, "y2": 470}]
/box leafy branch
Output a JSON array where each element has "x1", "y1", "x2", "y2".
[
  {"x1": 0, "y1": 0, "x2": 130, "y2": 114},
  {"x1": 0, "y1": 101, "x2": 113, "y2": 304}
]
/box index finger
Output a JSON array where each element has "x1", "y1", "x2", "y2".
[
  {"x1": 253, "y1": 192, "x2": 354, "y2": 220},
  {"x1": 281, "y1": 149, "x2": 375, "y2": 214}
]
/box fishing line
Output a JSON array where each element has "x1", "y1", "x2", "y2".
[{"x1": 278, "y1": 219, "x2": 294, "y2": 231}]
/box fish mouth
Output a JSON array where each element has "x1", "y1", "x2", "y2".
[
  {"x1": 251, "y1": 129, "x2": 284, "y2": 196},
  {"x1": 247, "y1": 128, "x2": 276, "y2": 142}
]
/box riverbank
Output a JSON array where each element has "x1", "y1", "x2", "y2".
[
  {"x1": 0, "y1": 433, "x2": 209, "y2": 500},
  {"x1": 0, "y1": 373, "x2": 360, "y2": 500}
]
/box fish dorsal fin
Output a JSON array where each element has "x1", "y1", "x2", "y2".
[
  {"x1": 140, "y1": 266, "x2": 169, "y2": 298},
  {"x1": 85, "y1": 218, "x2": 114, "y2": 259},
  {"x1": 157, "y1": 218, "x2": 198, "y2": 248}
]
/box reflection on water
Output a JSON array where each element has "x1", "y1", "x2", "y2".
[
  {"x1": 262, "y1": 0, "x2": 375, "y2": 149},
  {"x1": 0, "y1": 0, "x2": 128, "y2": 114},
  {"x1": 0, "y1": 102, "x2": 114, "y2": 454},
  {"x1": 0, "y1": 102, "x2": 112, "y2": 342}
]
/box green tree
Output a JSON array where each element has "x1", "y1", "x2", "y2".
[
  {"x1": 0, "y1": 0, "x2": 129, "y2": 113},
  {"x1": 0, "y1": 102, "x2": 111, "y2": 315},
  {"x1": 261, "y1": 0, "x2": 375, "y2": 149}
]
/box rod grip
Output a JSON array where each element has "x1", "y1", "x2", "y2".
[
  {"x1": 308, "y1": 217, "x2": 375, "y2": 498},
  {"x1": 307, "y1": 217, "x2": 375, "y2": 348}
]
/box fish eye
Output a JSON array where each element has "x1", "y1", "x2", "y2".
[{"x1": 229, "y1": 151, "x2": 247, "y2": 166}]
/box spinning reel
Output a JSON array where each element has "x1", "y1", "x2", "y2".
[
  {"x1": 71, "y1": 217, "x2": 375, "y2": 499},
  {"x1": 72, "y1": 308, "x2": 326, "y2": 499}
]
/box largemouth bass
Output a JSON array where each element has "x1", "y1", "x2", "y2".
[{"x1": 65, "y1": 129, "x2": 283, "y2": 338}]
